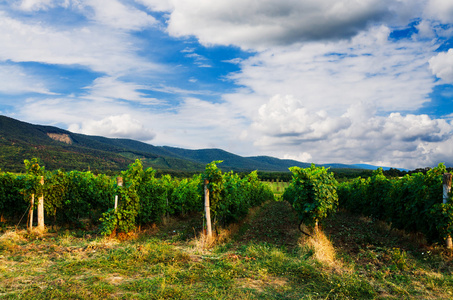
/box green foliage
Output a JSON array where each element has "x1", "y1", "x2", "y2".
[
  {"x1": 1, "y1": 157, "x2": 274, "y2": 233},
  {"x1": 283, "y1": 164, "x2": 339, "y2": 227},
  {"x1": 0, "y1": 172, "x2": 28, "y2": 221},
  {"x1": 338, "y1": 163, "x2": 448, "y2": 241},
  {"x1": 23, "y1": 158, "x2": 45, "y2": 199},
  {"x1": 137, "y1": 168, "x2": 167, "y2": 225},
  {"x1": 100, "y1": 159, "x2": 142, "y2": 235},
  {"x1": 59, "y1": 171, "x2": 114, "y2": 225},
  {"x1": 170, "y1": 174, "x2": 202, "y2": 215},
  {"x1": 43, "y1": 170, "x2": 68, "y2": 223},
  {"x1": 202, "y1": 160, "x2": 224, "y2": 215},
  {"x1": 202, "y1": 161, "x2": 275, "y2": 227},
  {"x1": 24, "y1": 158, "x2": 45, "y2": 176}
]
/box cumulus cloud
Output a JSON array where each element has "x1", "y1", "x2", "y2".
[
  {"x1": 68, "y1": 114, "x2": 156, "y2": 140},
  {"x1": 3, "y1": 0, "x2": 453, "y2": 171},
  {"x1": 166, "y1": 0, "x2": 414, "y2": 49},
  {"x1": 225, "y1": 26, "x2": 435, "y2": 117},
  {"x1": 149, "y1": 97, "x2": 251, "y2": 151},
  {"x1": 251, "y1": 95, "x2": 350, "y2": 142},
  {"x1": 425, "y1": 0, "x2": 453, "y2": 23},
  {"x1": 250, "y1": 96, "x2": 453, "y2": 169},
  {"x1": 429, "y1": 49, "x2": 453, "y2": 83}
]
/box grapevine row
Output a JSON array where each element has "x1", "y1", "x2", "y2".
[
  {"x1": 337, "y1": 163, "x2": 453, "y2": 242},
  {"x1": 0, "y1": 159, "x2": 274, "y2": 235}
]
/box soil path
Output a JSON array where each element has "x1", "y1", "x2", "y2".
[{"x1": 236, "y1": 201, "x2": 301, "y2": 250}]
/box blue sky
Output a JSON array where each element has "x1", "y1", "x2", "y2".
[{"x1": 1, "y1": 0, "x2": 453, "y2": 169}]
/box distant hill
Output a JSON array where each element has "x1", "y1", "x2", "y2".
[
  {"x1": 0, "y1": 115, "x2": 313, "y2": 173},
  {"x1": 352, "y1": 164, "x2": 409, "y2": 172},
  {"x1": 0, "y1": 115, "x2": 398, "y2": 174},
  {"x1": 0, "y1": 115, "x2": 202, "y2": 173}
]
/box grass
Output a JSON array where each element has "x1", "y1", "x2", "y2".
[
  {"x1": 1, "y1": 202, "x2": 453, "y2": 299},
  {"x1": 264, "y1": 181, "x2": 289, "y2": 199}
]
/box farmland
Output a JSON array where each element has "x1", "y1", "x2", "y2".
[
  {"x1": 2, "y1": 200, "x2": 453, "y2": 299},
  {"x1": 2, "y1": 161, "x2": 453, "y2": 299}
]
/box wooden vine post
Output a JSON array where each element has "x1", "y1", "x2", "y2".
[
  {"x1": 443, "y1": 173, "x2": 453, "y2": 249},
  {"x1": 37, "y1": 176, "x2": 45, "y2": 233},
  {"x1": 204, "y1": 179, "x2": 212, "y2": 239},
  {"x1": 115, "y1": 176, "x2": 123, "y2": 211},
  {"x1": 28, "y1": 194, "x2": 34, "y2": 232}
]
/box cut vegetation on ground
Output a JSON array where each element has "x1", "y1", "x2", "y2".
[{"x1": 1, "y1": 201, "x2": 453, "y2": 299}]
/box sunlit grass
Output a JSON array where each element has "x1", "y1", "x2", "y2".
[{"x1": 1, "y1": 202, "x2": 453, "y2": 299}]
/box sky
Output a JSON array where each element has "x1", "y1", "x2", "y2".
[{"x1": 1, "y1": 1, "x2": 453, "y2": 169}]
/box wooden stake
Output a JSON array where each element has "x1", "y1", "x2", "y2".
[
  {"x1": 204, "y1": 179, "x2": 212, "y2": 238},
  {"x1": 443, "y1": 173, "x2": 452, "y2": 249},
  {"x1": 37, "y1": 176, "x2": 44, "y2": 233},
  {"x1": 115, "y1": 176, "x2": 123, "y2": 210},
  {"x1": 28, "y1": 194, "x2": 34, "y2": 232},
  {"x1": 314, "y1": 219, "x2": 319, "y2": 235}
]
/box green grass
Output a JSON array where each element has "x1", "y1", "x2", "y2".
[
  {"x1": 1, "y1": 201, "x2": 453, "y2": 299},
  {"x1": 263, "y1": 181, "x2": 289, "y2": 199}
]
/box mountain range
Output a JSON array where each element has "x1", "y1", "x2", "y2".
[{"x1": 0, "y1": 115, "x2": 388, "y2": 174}]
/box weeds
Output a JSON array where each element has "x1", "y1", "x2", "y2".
[{"x1": 1, "y1": 202, "x2": 453, "y2": 299}]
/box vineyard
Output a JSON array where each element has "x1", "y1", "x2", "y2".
[
  {"x1": 0, "y1": 159, "x2": 275, "y2": 236},
  {"x1": 337, "y1": 163, "x2": 453, "y2": 243},
  {"x1": 1, "y1": 160, "x2": 453, "y2": 298},
  {"x1": 1, "y1": 159, "x2": 453, "y2": 243}
]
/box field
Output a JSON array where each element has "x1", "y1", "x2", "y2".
[
  {"x1": 264, "y1": 180, "x2": 289, "y2": 199},
  {"x1": 1, "y1": 200, "x2": 453, "y2": 299}
]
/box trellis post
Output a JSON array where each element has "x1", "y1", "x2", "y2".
[
  {"x1": 28, "y1": 194, "x2": 34, "y2": 232},
  {"x1": 443, "y1": 173, "x2": 452, "y2": 249},
  {"x1": 204, "y1": 179, "x2": 212, "y2": 238},
  {"x1": 37, "y1": 176, "x2": 45, "y2": 233},
  {"x1": 115, "y1": 176, "x2": 123, "y2": 210}
]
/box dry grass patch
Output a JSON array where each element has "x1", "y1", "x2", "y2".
[
  {"x1": 0, "y1": 230, "x2": 27, "y2": 243},
  {"x1": 106, "y1": 274, "x2": 125, "y2": 286},
  {"x1": 300, "y1": 230, "x2": 348, "y2": 272},
  {"x1": 237, "y1": 276, "x2": 288, "y2": 293},
  {"x1": 189, "y1": 223, "x2": 239, "y2": 254}
]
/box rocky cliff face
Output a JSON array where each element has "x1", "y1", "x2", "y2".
[{"x1": 47, "y1": 133, "x2": 72, "y2": 144}]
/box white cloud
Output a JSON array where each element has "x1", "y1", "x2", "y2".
[
  {"x1": 429, "y1": 49, "x2": 453, "y2": 83},
  {"x1": 68, "y1": 114, "x2": 156, "y2": 140},
  {"x1": 17, "y1": 0, "x2": 57, "y2": 11},
  {"x1": 184, "y1": 53, "x2": 212, "y2": 68},
  {"x1": 248, "y1": 96, "x2": 453, "y2": 169},
  {"x1": 149, "y1": 97, "x2": 251, "y2": 151},
  {"x1": 0, "y1": 11, "x2": 159, "y2": 75},
  {"x1": 149, "y1": 84, "x2": 215, "y2": 96},
  {"x1": 166, "y1": 0, "x2": 415, "y2": 50},
  {"x1": 251, "y1": 95, "x2": 350, "y2": 142},
  {"x1": 425, "y1": 0, "x2": 453, "y2": 23},
  {"x1": 14, "y1": 0, "x2": 156, "y2": 30},
  {"x1": 135, "y1": 0, "x2": 174, "y2": 12},
  {"x1": 14, "y1": 95, "x2": 250, "y2": 153},
  {"x1": 83, "y1": 76, "x2": 160, "y2": 104},
  {"x1": 225, "y1": 26, "x2": 435, "y2": 118},
  {"x1": 83, "y1": 0, "x2": 156, "y2": 31},
  {"x1": 0, "y1": 64, "x2": 55, "y2": 95},
  {"x1": 3, "y1": 0, "x2": 453, "y2": 171},
  {"x1": 19, "y1": 97, "x2": 91, "y2": 125},
  {"x1": 283, "y1": 152, "x2": 312, "y2": 163}
]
